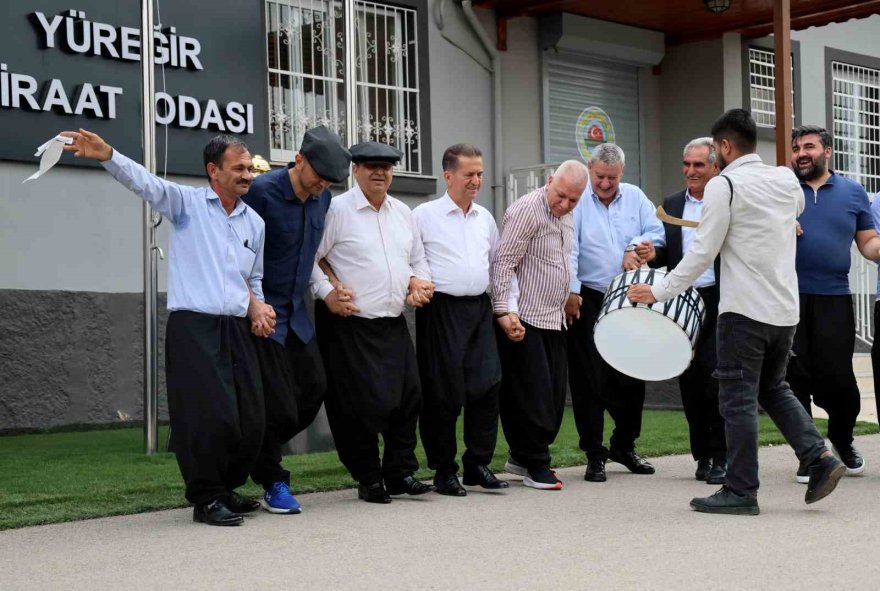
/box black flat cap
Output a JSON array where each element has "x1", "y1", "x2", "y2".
[
  {"x1": 350, "y1": 141, "x2": 403, "y2": 164},
  {"x1": 299, "y1": 126, "x2": 351, "y2": 183}
]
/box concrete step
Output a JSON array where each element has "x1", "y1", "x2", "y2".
[
  {"x1": 853, "y1": 353, "x2": 872, "y2": 374},
  {"x1": 857, "y1": 374, "x2": 874, "y2": 395}
]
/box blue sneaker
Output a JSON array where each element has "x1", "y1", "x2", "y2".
[{"x1": 260, "y1": 481, "x2": 302, "y2": 514}]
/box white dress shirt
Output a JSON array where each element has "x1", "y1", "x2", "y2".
[
  {"x1": 412, "y1": 193, "x2": 498, "y2": 296},
  {"x1": 652, "y1": 154, "x2": 804, "y2": 327},
  {"x1": 311, "y1": 184, "x2": 431, "y2": 319},
  {"x1": 682, "y1": 190, "x2": 716, "y2": 288}
]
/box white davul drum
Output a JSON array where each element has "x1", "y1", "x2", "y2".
[{"x1": 593, "y1": 268, "x2": 705, "y2": 381}]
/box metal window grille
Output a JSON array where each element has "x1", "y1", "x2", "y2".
[
  {"x1": 833, "y1": 60, "x2": 880, "y2": 345},
  {"x1": 832, "y1": 61, "x2": 880, "y2": 195},
  {"x1": 748, "y1": 47, "x2": 795, "y2": 129},
  {"x1": 265, "y1": 0, "x2": 421, "y2": 173}
]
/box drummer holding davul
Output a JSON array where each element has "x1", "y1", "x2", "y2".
[
  {"x1": 628, "y1": 109, "x2": 846, "y2": 516},
  {"x1": 565, "y1": 142, "x2": 666, "y2": 483}
]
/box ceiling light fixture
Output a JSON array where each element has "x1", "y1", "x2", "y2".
[{"x1": 704, "y1": 0, "x2": 732, "y2": 14}]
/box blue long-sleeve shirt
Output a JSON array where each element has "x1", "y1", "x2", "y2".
[
  {"x1": 242, "y1": 165, "x2": 330, "y2": 345},
  {"x1": 102, "y1": 150, "x2": 265, "y2": 317},
  {"x1": 570, "y1": 182, "x2": 665, "y2": 293}
]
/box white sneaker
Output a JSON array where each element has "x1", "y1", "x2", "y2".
[
  {"x1": 504, "y1": 457, "x2": 528, "y2": 478},
  {"x1": 833, "y1": 445, "x2": 866, "y2": 476}
]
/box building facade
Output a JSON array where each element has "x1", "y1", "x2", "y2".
[{"x1": 2, "y1": 0, "x2": 879, "y2": 431}]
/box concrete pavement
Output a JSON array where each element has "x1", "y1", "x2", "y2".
[{"x1": 2, "y1": 435, "x2": 880, "y2": 591}]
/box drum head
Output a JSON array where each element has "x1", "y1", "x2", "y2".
[{"x1": 594, "y1": 306, "x2": 694, "y2": 381}]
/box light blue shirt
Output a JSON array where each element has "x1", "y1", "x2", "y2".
[
  {"x1": 682, "y1": 191, "x2": 716, "y2": 288},
  {"x1": 873, "y1": 192, "x2": 880, "y2": 299},
  {"x1": 570, "y1": 182, "x2": 665, "y2": 293},
  {"x1": 102, "y1": 150, "x2": 265, "y2": 317}
]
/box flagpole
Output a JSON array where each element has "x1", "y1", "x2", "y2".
[{"x1": 141, "y1": 0, "x2": 159, "y2": 455}]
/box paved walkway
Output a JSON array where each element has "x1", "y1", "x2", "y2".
[{"x1": 2, "y1": 436, "x2": 879, "y2": 591}]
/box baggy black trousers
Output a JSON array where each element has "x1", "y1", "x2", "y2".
[
  {"x1": 315, "y1": 302, "x2": 421, "y2": 484},
  {"x1": 567, "y1": 286, "x2": 645, "y2": 461},
  {"x1": 679, "y1": 285, "x2": 726, "y2": 463},
  {"x1": 496, "y1": 320, "x2": 567, "y2": 470},
  {"x1": 786, "y1": 294, "x2": 862, "y2": 450},
  {"x1": 249, "y1": 331, "x2": 326, "y2": 489},
  {"x1": 416, "y1": 292, "x2": 502, "y2": 474},
  {"x1": 165, "y1": 311, "x2": 265, "y2": 505}
]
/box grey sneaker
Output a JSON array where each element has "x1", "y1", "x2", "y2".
[
  {"x1": 504, "y1": 456, "x2": 528, "y2": 478},
  {"x1": 690, "y1": 486, "x2": 759, "y2": 516}
]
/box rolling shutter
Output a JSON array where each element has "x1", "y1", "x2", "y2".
[{"x1": 544, "y1": 53, "x2": 641, "y2": 187}]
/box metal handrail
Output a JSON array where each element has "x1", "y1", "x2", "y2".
[
  {"x1": 851, "y1": 245, "x2": 876, "y2": 346},
  {"x1": 505, "y1": 162, "x2": 561, "y2": 210}
]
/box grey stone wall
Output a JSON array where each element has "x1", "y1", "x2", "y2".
[{"x1": 0, "y1": 290, "x2": 166, "y2": 431}]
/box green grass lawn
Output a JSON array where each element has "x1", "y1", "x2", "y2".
[{"x1": 0, "y1": 409, "x2": 876, "y2": 530}]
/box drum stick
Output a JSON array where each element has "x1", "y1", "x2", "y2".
[{"x1": 656, "y1": 206, "x2": 699, "y2": 228}]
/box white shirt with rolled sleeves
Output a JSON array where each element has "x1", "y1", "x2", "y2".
[
  {"x1": 310, "y1": 184, "x2": 431, "y2": 319},
  {"x1": 101, "y1": 150, "x2": 265, "y2": 317},
  {"x1": 650, "y1": 153, "x2": 804, "y2": 327}
]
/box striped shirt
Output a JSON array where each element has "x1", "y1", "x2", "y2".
[{"x1": 491, "y1": 187, "x2": 573, "y2": 330}]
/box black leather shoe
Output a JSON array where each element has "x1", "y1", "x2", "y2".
[
  {"x1": 434, "y1": 472, "x2": 467, "y2": 496},
  {"x1": 358, "y1": 481, "x2": 392, "y2": 504},
  {"x1": 385, "y1": 474, "x2": 434, "y2": 496},
  {"x1": 805, "y1": 454, "x2": 846, "y2": 504},
  {"x1": 225, "y1": 490, "x2": 260, "y2": 514},
  {"x1": 706, "y1": 461, "x2": 727, "y2": 485},
  {"x1": 695, "y1": 459, "x2": 711, "y2": 481},
  {"x1": 690, "y1": 486, "x2": 759, "y2": 515},
  {"x1": 463, "y1": 465, "x2": 510, "y2": 489},
  {"x1": 609, "y1": 449, "x2": 655, "y2": 474},
  {"x1": 193, "y1": 500, "x2": 244, "y2": 526},
  {"x1": 584, "y1": 458, "x2": 607, "y2": 482}
]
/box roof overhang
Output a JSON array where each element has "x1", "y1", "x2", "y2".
[{"x1": 476, "y1": 0, "x2": 880, "y2": 44}]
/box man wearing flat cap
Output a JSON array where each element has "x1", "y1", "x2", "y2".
[
  {"x1": 311, "y1": 141, "x2": 436, "y2": 503},
  {"x1": 242, "y1": 126, "x2": 352, "y2": 514}
]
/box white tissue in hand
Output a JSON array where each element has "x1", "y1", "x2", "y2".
[{"x1": 23, "y1": 136, "x2": 74, "y2": 183}]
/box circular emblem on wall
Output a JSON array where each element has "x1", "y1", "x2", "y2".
[{"x1": 575, "y1": 107, "x2": 615, "y2": 161}]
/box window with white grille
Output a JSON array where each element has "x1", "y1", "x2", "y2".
[
  {"x1": 266, "y1": 0, "x2": 422, "y2": 173},
  {"x1": 748, "y1": 47, "x2": 795, "y2": 129},
  {"x1": 831, "y1": 61, "x2": 880, "y2": 195}
]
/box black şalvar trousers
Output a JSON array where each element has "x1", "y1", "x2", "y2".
[
  {"x1": 567, "y1": 286, "x2": 645, "y2": 461},
  {"x1": 416, "y1": 292, "x2": 502, "y2": 475},
  {"x1": 315, "y1": 301, "x2": 421, "y2": 484},
  {"x1": 786, "y1": 294, "x2": 862, "y2": 450},
  {"x1": 495, "y1": 320, "x2": 567, "y2": 470},
  {"x1": 165, "y1": 311, "x2": 265, "y2": 506},
  {"x1": 679, "y1": 285, "x2": 727, "y2": 463},
  {"x1": 249, "y1": 330, "x2": 326, "y2": 489}
]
